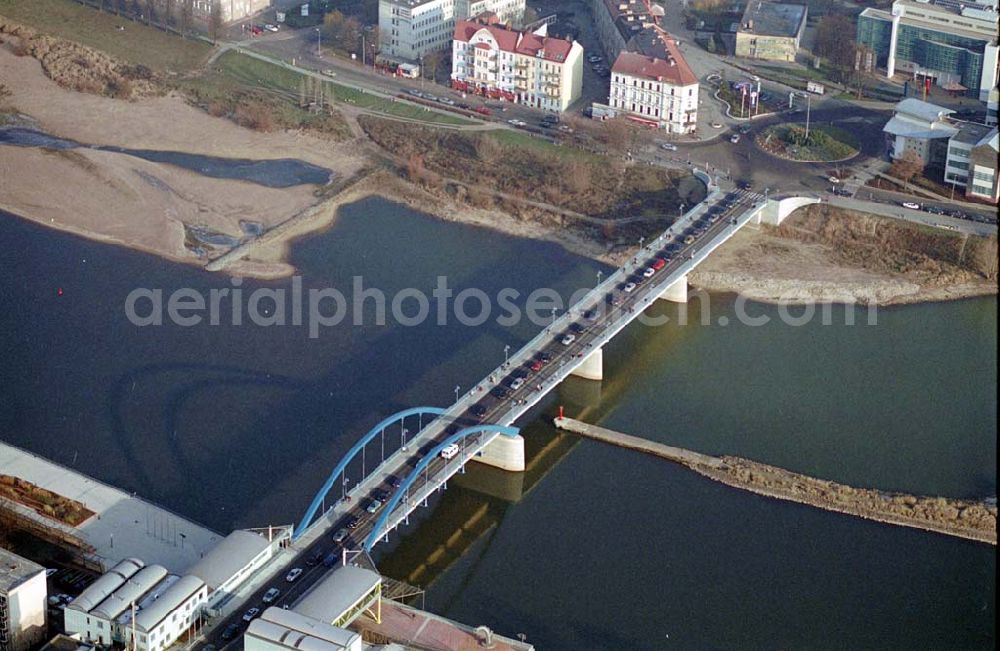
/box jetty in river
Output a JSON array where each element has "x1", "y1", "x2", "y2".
[{"x1": 554, "y1": 417, "x2": 997, "y2": 545}]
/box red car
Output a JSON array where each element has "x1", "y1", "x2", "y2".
[
  {"x1": 529, "y1": 359, "x2": 544, "y2": 372},
  {"x1": 474, "y1": 106, "x2": 492, "y2": 116},
  {"x1": 652, "y1": 258, "x2": 666, "y2": 271}
]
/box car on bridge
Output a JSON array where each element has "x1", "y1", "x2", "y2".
[
  {"x1": 623, "y1": 282, "x2": 637, "y2": 294},
  {"x1": 242, "y1": 607, "x2": 260, "y2": 622},
  {"x1": 346, "y1": 514, "x2": 361, "y2": 529},
  {"x1": 285, "y1": 568, "x2": 303, "y2": 582},
  {"x1": 509, "y1": 377, "x2": 526, "y2": 390},
  {"x1": 492, "y1": 386, "x2": 512, "y2": 399},
  {"x1": 471, "y1": 404, "x2": 488, "y2": 418},
  {"x1": 262, "y1": 588, "x2": 280, "y2": 604},
  {"x1": 529, "y1": 359, "x2": 544, "y2": 372},
  {"x1": 561, "y1": 333, "x2": 576, "y2": 345},
  {"x1": 440, "y1": 443, "x2": 460, "y2": 460},
  {"x1": 306, "y1": 550, "x2": 323, "y2": 566},
  {"x1": 652, "y1": 259, "x2": 667, "y2": 271},
  {"x1": 642, "y1": 267, "x2": 656, "y2": 278},
  {"x1": 386, "y1": 475, "x2": 402, "y2": 489},
  {"x1": 332, "y1": 527, "x2": 350, "y2": 544},
  {"x1": 365, "y1": 499, "x2": 383, "y2": 514}
]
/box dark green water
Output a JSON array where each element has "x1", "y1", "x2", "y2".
[
  {"x1": 412, "y1": 297, "x2": 996, "y2": 650},
  {"x1": 0, "y1": 198, "x2": 994, "y2": 649}
]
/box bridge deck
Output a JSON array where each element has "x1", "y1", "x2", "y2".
[{"x1": 297, "y1": 186, "x2": 767, "y2": 553}]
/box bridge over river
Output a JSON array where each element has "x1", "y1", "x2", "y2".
[{"x1": 289, "y1": 177, "x2": 820, "y2": 557}]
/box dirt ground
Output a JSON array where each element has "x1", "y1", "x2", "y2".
[
  {"x1": 691, "y1": 213, "x2": 998, "y2": 306},
  {"x1": 0, "y1": 45, "x2": 367, "y2": 268}
]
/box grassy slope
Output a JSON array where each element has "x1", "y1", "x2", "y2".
[
  {"x1": 0, "y1": 0, "x2": 211, "y2": 72},
  {"x1": 215, "y1": 51, "x2": 475, "y2": 126}
]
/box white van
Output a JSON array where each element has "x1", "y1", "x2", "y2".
[{"x1": 440, "y1": 443, "x2": 460, "y2": 460}]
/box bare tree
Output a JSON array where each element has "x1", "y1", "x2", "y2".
[
  {"x1": 889, "y1": 150, "x2": 924, "y2": 189},
  {"x1": 179, "y1": 0, "x2": 193, "y2": 37},
  {"x1": 814, "y1": 14, "x2": 856, "y2": 83},
  {"x1": 599, "y1": 118, "x2": 638, "y2": 156},
  {"x1": 209, "y1": 0, "x2": 223, "y2": 43}
]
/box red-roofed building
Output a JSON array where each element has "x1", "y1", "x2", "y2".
[
  {"x1": 452, "y1": 19, "x2": 583, "y2": 112},
  {"x1": 608, "y1": 38, "x2": 699, "y2": 133}
]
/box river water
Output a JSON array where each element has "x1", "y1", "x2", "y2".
[{"x1": 0, "y1": 198, "x2": 994, "y2": 649}]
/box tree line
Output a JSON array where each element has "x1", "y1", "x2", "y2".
[{"x1": 66, "y1": 0, "x2": 221, "y2": 40}]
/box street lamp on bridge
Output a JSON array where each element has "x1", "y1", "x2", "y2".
[
  {"x1": 504, "y1": 344, "x2": 511, "y2": 366},
  {"x1": 314, "y1": 28, "x2": 321, "y2": 57},
  {"x1": 454, "y1": 385, "x2": 461, "y2": 404}
]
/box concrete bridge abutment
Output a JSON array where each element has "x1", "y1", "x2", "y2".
[
  {"x1": 658, "y1": 274, "x2": 688, "y2": 303},
  {"x1": 474, "y1": 435, "x2": 525, "y2": 472},
  {"x1": 570, "y1": 347, "x2": 604, "y2": 381}
]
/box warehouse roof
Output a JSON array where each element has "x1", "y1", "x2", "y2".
[
  {"x1": 185, "y1": 530, "x2": 271, "y2": 590},
  {"x1": 133, "y1": 574, "x2": 204, "y2": 633},
  {"x1": 252, "y1": 608, "x2": 361, "y2": 650},
  {"x1": 69, "y1": 558, "x2": 145, "y2": 613},
  {"x1": 293, "y1": 566, "x2": 381, "y2": 627},
  {"x1": 91, "y1": 565, "x2": 169, "y2": 620}
]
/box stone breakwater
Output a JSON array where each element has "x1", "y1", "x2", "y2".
[{"x1": 554, "y1": 418, "x2": 996, "y2": 545}]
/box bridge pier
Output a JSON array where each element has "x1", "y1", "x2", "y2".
[
  {"x1": 658, "y1": 274, "x2": 688, "y2": 303},
  {"x1": 473, "y1": 435, "x2": 525, "y2": 472},
  {"x1": 570, "y1": 347, "x2": 603, "y2": 381}
]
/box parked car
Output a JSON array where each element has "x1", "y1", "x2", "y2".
[
  {"x1": 407, "y1": 89, "x2": 423, "y2": 98},
  {"x1": 652, "y1": 258, "x2": 666, "y2": 271},
  {"x1": 474, "y1": 106, "x2": 492, "y2": 116},
  {"x1": 730, "y1": 134, "x2": 741, "y2": 144},
  {"x1": 737, "y1": 124, "x2": 752, "y2": 134},
  {"x1": 345, "y1": 514, "x2": 361, "y2": 529},
  {"x1": 507, "y1": 119, "x2": 527, "y2": 127},
  {"x1": 660, "y1": 142, "x2": 678, "y2": 151},
  {"x1": 285, "y1": 568, "x2": 303, "y2": 582},
  {"x1": 365, "y1": 499, "x2": 383, "y2": 514},
  {"x1": 561, "y1": 333, "x2": 576, "y2": 345},
  {"x1": 529, "y1": 359, "x2": 544, "y2": 372},
  {"x1": 642, "y1": 267, "x2": 656, "y2": 278},
  {"x1": 828, "y1": 176, "x2": 841, "y2": 184},
  {"x1": 901, "y1": 201, "x2": 921, "y2": 210},
  {"x1": 587, "y1": 55, "x2": 603, "y2": 63},
  {"x1": 263, "y1": 24, "x2": 278, "y2": 32},
  {"x1": 623, "y1": 282, "x2": 637, "y2": 293},
  {"x1": 221, "y1": 624, "x2": 241, "y2": 641},
  {"x1": 242, "y1": 607, "x2": 260, "y2": 622},
  {"x1": 386, "y1": 475, "x2": 402, "y2": 489},
  {"x1": 508, "y1": 377, "x2": 526, "y2": 390},
  {"x1": 262, "y1": 588, "x2": 280, "y2": 604}
]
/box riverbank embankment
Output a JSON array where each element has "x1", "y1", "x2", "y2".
[{"x1": 554, "y1": 417, "x2": 997, "y2": 545}]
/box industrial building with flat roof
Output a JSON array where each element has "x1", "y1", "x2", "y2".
[
  {"x1": 734, "y1": 1, "x2": 808, "y2": 61},
  {"x1": 0, "y1": 548, "x2": 48, "y2": 651},
  {"x1": 857, "y1": 0, "x2": 1000, "y2": 101},
  {"x1": 185, "y1": 529, "x2": 278, "y2": 610}
]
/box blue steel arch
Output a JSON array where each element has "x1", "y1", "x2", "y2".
[
  {"x1": 295, "y1": 407, "x2": 446, "y2": 538},
  {"x1": 364, "y1": 423, "x2": 520, "y2": 551}
]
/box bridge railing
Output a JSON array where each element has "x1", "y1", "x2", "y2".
[
  {"x1": 450, "y1": 184, "x2": 724, "y2": 414},
  {"x1": 364, "y1": 424, "x2": 520, "y2": 550}
]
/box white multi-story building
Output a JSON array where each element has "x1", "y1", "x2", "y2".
[
  {"x1": 451, "y1": 18, "x2": 583, "y2": 111},
  {"x1": 0, "y1": 549, "x2": 47, "y2": 651},
  {"x1": 379, "y1": 0, "x2": 525, "y2": 63},
  {"x1": 609, "y1": 44, "x2": 699, "y2": 133},
  {"x1": 190, "y1": 0, "x2": 273, "y2": 24},
  {"x1": 64, "y1": 558, "x2": 208, "y2": 651},
  {"x1": 946, "y1": 123, "x2": 999, "y2": 202}
]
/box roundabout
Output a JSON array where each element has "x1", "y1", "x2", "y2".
[{"x1": 755, "y1": 123, "x2": 861, "y2": 163}]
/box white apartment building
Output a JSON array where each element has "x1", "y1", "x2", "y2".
[
  {"x1": 379, "y1": 0, "x2": 525, "y2": 63},
  {"x1": 451, "y1": 19, "x2": 583, "y2": 111},
  {"x1": 0, "y1": 549, "x2": 47, "y2": 651},
  {"x1": 190, "y1": 0, "x2": 272, "y2": 23},
  {"x1": 609, "y1": 45, "x2": 699, "y2": 133}
]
